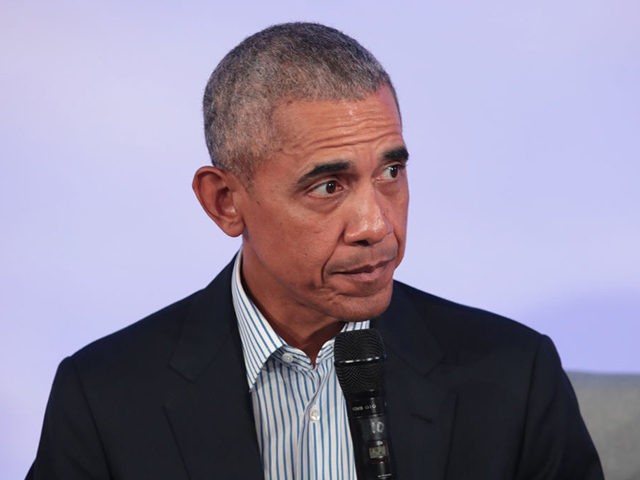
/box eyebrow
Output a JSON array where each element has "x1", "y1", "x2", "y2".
[
  {"x1": 384, "y1": 146, "x2": 409, "y2": 163},
  {"x1": 296, "y1": 161, "x2": 353, "y2": 187},
  {"x1": 295, "y1": 146, "x2": 409, "y2": 188}
]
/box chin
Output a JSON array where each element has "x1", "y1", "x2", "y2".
[{"x1": 334, "y1": 284, "x2": 394, "y2": 322}]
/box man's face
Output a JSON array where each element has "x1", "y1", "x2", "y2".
[{"x1": 236, "y1": 86, "x2": 409, "y2": 327}]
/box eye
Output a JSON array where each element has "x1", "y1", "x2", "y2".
[
  {"x1": 381, "y1": 163, "x2": 405, "y2": 181},
  {"x1": 309, "y1": 179, "x2": 343, "y2": 197}
]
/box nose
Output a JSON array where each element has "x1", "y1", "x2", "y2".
[{"x1": 343, "y1": 186, "x2": 393, "y2": 246}]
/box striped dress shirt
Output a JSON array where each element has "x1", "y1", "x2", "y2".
[{"x1": 231, "y1": 252, "x2": 370, "y2": 480}]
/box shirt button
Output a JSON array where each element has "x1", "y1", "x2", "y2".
[
  {"x1": 309, "y1": 406, "x2": 320, "y2": 422},
  {"x1": 282, "y1": 352, "x2": 294, "y2": 364}
]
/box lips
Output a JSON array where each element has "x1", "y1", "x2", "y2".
[
  {"x1": 339, "y1": 259, "x2": 393, "y2": 275},
  {"x1": 331, "y1": 258, "x2": 396, "y2": 292}
]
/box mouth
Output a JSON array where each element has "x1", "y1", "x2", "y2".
[
  {"x1": 341, "y1": 259, "x2": 392, "y2": 275},
  {"x1": 334, "y1": 258, "x2": 395, "y2": 284}
]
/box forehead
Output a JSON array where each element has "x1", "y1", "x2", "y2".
[{"x1": 271, "y1": 87, "x2": 402, "y2": 152}]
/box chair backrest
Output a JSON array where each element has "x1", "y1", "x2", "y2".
[{"x1": 568, "y1": 371, "x2": 640, "y2": 480}]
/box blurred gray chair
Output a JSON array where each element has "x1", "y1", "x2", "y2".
[{"x1": 568, "y1": 371, "x2": 640, "y2": 480}]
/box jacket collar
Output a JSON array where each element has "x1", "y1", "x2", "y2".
[
  {"x1": 165, "y1": 259, "x2": 264, "y2": 479},
  {"x1": 165, "y1": 263, "x2": 456, "y2": 480},
  {"x1": 374, "y1": 282, "x2": 457, "y2": 480}
]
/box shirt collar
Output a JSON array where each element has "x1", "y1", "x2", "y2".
[{"x1": 230, "y1": 250, "x2": 369, "y2": 389}]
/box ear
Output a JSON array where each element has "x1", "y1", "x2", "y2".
[{"x1": 192, "y1": 166, "x2": 245, "y2": 237}]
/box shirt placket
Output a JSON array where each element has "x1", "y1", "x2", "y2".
[{"x1": 294, "y1": 355, "x2": 333, "y2": 479}]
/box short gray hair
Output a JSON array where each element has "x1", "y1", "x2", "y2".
[{"x1": 203, "y1": 22, "x2": 397, "y2": 183}]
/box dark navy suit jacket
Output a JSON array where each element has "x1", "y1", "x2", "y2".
[{"x1": 28, "y1": 260, "x2": 604, "y2": 479}]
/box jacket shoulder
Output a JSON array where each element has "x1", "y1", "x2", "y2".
[
  {"x1": 68, "y1": 290, "x2": 201, "y2": 380},
  {"x1": 391, "y1": 280, "x2": 543, "y2": 355},
  {"x1": 70, "y1": 259, "x2": 236, "y2": 371}
]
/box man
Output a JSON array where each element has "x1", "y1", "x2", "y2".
[{"x1": 28, "y1": 22, "x2": 603, "y2": 479}]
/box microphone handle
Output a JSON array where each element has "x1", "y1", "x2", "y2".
[{"x1": 345, "y1": 392, "x2": 394, "y2": 480}]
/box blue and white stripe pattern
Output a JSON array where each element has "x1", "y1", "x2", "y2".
[{"x1": 231, "y1": 252, "x2": 370, "y2": 479}]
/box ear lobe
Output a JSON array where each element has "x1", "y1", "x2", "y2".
[{"x1": 192, "y1": 166, "x2": 245, "y2": 237}]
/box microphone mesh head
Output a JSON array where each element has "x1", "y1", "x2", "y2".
[{"x1": 334, "y1": 329, "x2": 386, "y2": 396}]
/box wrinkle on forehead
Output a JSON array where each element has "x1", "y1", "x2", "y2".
[{"x1": 271, "y1": 87, "x2": 402, "y2": 157}]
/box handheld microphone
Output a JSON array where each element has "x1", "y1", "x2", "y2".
[{"x1": 335, "y1": 329, "x2": 393, "y2": 480}]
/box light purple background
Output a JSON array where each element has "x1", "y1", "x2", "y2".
[{"x1": 2, "y1": 1, "x2": 638, "y2": 477}]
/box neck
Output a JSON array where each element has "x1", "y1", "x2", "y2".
[
  {"x1": 239, "y1": 249, "x2": 346, "y2": 364},
  {"x1": 242, "y1": 279, "x2": 344, "y2": 365},
  {"x1": 266, "y1": 316, "x2": 344, "y2": 365},
  {"x1": 244, "y1": 281, "x2": 344, "y2": 364}
]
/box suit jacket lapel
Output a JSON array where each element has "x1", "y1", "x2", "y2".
[
  {"x1": 374, "y1": 282, "x2": 457, "y2": 480},
  {"x1": 160, "y1": 266, "x2": 456, "y2": 479},
  {"x1": 164, "y1": 261, "x2": 263, "y2": 479}
]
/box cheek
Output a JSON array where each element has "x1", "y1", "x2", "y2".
[
  {"x1": 381, "y1": 188, "x2": 408, "y2": 228},
  {"x1": 285, "y1": 220, "x2": 345, "y2": 274},
  {"x1": 285, "y1": 207, "x2": 344, "y2": 241},
  {"x1": 398, "y1": 194, "x2": 410, "y2": 249},
  {"x1": 247, "y1": 196, "x2": 346, "y2": 266},
  {"x1": 394, "y1": 185, "x2": 410, "y2": 229}
]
